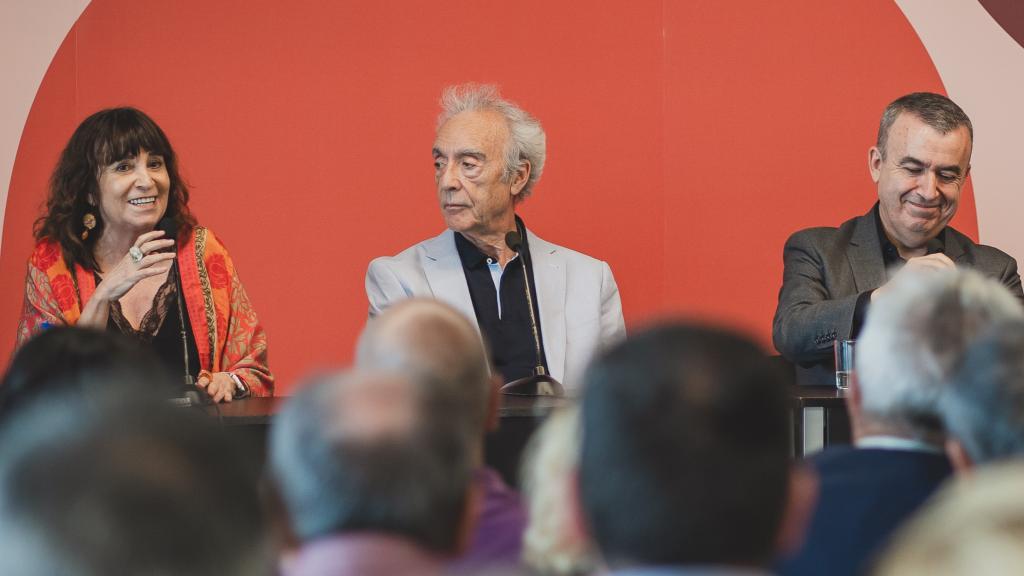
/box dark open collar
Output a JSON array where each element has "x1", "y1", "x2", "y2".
[
  {"x1": 453, "y1": 215, "x2": 531, "y2": 269},
  {"x1": 872, "y1": 202, "x2": 947, "y2": 262}
]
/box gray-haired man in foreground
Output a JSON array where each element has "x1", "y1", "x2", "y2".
[{"x1": 269, "y1": 371, "x2": 473, "y2": 576}]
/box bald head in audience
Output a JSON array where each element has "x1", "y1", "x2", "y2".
[
  {"x1": 270, "y1": 370, "x2": 472, "y2": 576},
  {"x1": 357, "y1": 298, "x2": 497, "y2": 460},
  {"x1": 356, "y1": 299, "x2": 528, "y2": 571}
]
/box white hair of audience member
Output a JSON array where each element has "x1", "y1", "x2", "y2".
[
  {"x1": 856, "y1": 268, "x2": 1023, "y2": 434},
  {"x1": 438, "y1": 83, "x2": 546, "y2": 200},
  {"x1": 940, "y1": 319, "x2": 1024, "y2": 464},
  {"x1": 520, "y1": 407, "x2": 598, "y2": 576},
  {"x1": 874, "y1": 460, "x2": 1024, "y2": 575}
]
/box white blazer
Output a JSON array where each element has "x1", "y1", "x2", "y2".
[{"x1": 365, "y1": 228, "x2": 626, "y2": 394}]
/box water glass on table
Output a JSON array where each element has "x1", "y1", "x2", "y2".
[{"x1": 834, "y1": 339, "x2": 855, "y2": 390}]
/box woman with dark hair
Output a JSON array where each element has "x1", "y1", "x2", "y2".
[{"x1": 16, "y1": 108, "x2": 272, "y2": 401}]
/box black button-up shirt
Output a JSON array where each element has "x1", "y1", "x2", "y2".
[{"x1": 454, "y1": 221, "x2": 548, "y2": 384}]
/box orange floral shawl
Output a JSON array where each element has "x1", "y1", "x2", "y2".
[{"x1": 16, "y1": 227, "x2": 273, "y2": 396}]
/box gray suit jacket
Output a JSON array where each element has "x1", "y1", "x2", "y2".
[
  {"x1": 365, "y1": 228, "x2": 626, "y2": 394},
  {"x1": 773, "y1": 206, "x2": 1024, "y2": 386}
]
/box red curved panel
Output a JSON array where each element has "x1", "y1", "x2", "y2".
[{"x1": 1, "y1": 0, "x2": 959, "y2": 391}]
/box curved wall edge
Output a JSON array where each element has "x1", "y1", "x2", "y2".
[
  {"x1": 0, "y1": 0, "x2": 91, "y2": 257},
  {"x1": 897, "y1": 0, "x2": 1024, "y2": 264}
]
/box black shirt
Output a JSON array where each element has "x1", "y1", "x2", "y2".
[
  {"x1": 454, "y1": 220, "x2": 548, "y2": 384},
  {"x1": 102, "y1": 271, "x2": 201, "y2": 390}
]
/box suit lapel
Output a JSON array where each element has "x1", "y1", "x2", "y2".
[
  {"x1": 421, "y1": 230, "x2": 480, "y2": 330},
  {"x1": 528, "y1": 230, "x2": 567, "y2": 383},
  {"x1": 943, "y1": 228, "x2": 968, "y2": 264},
  {"x1": 848, "y1": 208, "x2": 886, "y2": 292}
]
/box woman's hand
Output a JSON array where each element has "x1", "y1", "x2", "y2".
[
  {"x1": 78, "y1": 230, "x2": 176, "y2": 328},
  {"x1": 94, "y1": 230, "x2": 176, "y2": 303},
  {"x1": 198, "y1": 371, "x2": 238, "y2": 403}
]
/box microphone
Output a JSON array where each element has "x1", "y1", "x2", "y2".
[
  {"x1": 499, "y1": 228, "x2": 564, "y2": 397},
  {"x1": 158, "y1": 217, "x2": 204, "y2": 406}
]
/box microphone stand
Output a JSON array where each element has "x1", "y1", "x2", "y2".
[
  {"x1": 500, "y1": 227, "x2": 565, "y2": 397},
  {"x1": 161, "y1": 219, "x2": 207, "y2": 408}
]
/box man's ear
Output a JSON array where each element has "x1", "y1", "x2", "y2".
[
  {"x1": 510, "y1": 160, "x2": 531, "y2": 198},
  {"x1": 775, "y1": 464, "x2": 819, "y2": 559},
  {"x1": 946, "y1": 438, "x2": 974, "y2": 474},
  {"x1": 485, "y1": 373, "x2": 502, "y2": 433},
  {"x1": 868, "y1": 146, "x2": 883, "y2": 183}
]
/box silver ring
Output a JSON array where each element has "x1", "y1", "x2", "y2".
[{"x1": 129, "y1": 246, "x2": 144, "y2": 263}]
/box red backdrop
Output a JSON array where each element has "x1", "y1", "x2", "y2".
[{"x1": 0, "y1": 0, "x2": 975, "y2": 394}]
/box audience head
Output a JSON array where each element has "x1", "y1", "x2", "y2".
[
  {"x1": 855, "y1": 268, "x2": 1023, "y2": 443},
  {"x1": 941, "y1": 319, "x2": 1024, "y2": 467},
  {"x1": 579, "y1": 323, "x2": 803, "y2": 569},
  {"x1": 521, "y1": 406, "x2": 596, "y2": 576},
  {"x1": 0, "y1": 326, "x2": 175, "y2": 422},
  {"x1": 356, "y1": 298, "x2": 496, "y2": 451},
  {"x1": 874, "y1": 461, "x2": 1024, "y2": 575},
  {"x1": 269, "y1": 370, "x2": 472, "y2": 554},
  {"x1": 0, "y1": 391, "x2": 270, "y2": 576}
]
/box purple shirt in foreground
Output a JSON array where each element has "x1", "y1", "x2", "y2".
[{"x1": 449, "y1": 467, "x2": 528, "y2": 572}]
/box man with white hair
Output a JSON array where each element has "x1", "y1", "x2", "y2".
[
  {"x1": 365, "y1": 84, "x2": 625, "y2": 394},
  {"x1": 780, "y1": 268, "x2": 1023, "y2": 576},
  {"x1": 941, "y1": 318, "x2": 1024, "y2": 470}
]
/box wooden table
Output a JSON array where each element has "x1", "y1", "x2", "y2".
[
  {"x1": 201, "y1": 394, "x2": 568, "y2": 424},
  {"x1": 202, "y1": 394, "x2": 569, "y2": 488},
  {"x1": 200, "y1": 386, "x2": 848, "y2": 484}
]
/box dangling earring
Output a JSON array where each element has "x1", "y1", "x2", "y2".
[{"x1": 81, "y1": 212, "x2": 96, "y2": 240}]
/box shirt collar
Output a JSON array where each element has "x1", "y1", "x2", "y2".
[
  {"x1": 454, "y1": 215, "x2": 531, "y2": 269},
  {"x1": 855, "y1": 435, "x2": 944, "y2": 454},
  {"x1": 873, "y1": 202, "x2": 946, "y2": 263}
]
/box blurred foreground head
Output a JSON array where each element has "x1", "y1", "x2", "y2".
[
  {"x1": 579, "y1": 323, "x2": 804, "y2": 569},
  {"x1": 942, "y1": 318, "x2": 1024, "y2": 466},
  {"x1": 521, "y1": 406, "x2": 595, "y2": 575},
  {"x1": 356, "y1": 298, "x2": 494, "y2": 445},
  {"x1": 856, "y1": 268, "x2": 1023, "y2": 442},
  {"x1": 270, "y1": 370, "x2": 472, "y2": 554},
  {"x1": 874, "y1": 460, "x2": 1024, "y2": 575},
  {"x1": 0, "y1": 390, "x2": 270, "y2": 576},
  {"x1": 1, "y1": 326, "x2": 176, "y2": 421}
]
